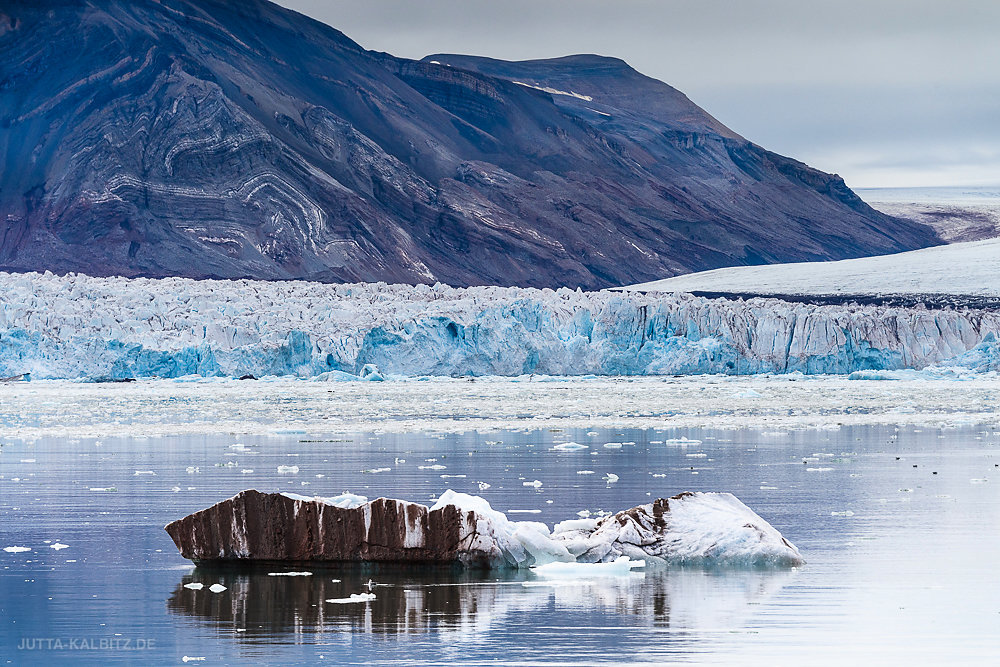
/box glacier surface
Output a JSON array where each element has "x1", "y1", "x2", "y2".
[{"x1": 2, "y1": 271, "x2": 999, "y2": 380}]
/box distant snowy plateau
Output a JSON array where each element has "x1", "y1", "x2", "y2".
[{"x1": 2, "y1": 267, "x2": 1000, "y2": 381}]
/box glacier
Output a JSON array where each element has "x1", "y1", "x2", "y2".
[{"x1": 2, "y1": 271, "x2": 999, "y2": 380}]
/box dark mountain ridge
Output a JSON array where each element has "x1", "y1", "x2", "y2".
[{"x1": 0, "y1": 0, "x2": 938, "y2": 288}]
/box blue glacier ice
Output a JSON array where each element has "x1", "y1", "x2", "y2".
[{"x1": 1, "y1": 272, "x2": 998, "y2": 380}]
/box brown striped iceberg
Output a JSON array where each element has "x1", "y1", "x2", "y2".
[{"x1": 165, "y1": 489, "x2": 803, "y2": 569}]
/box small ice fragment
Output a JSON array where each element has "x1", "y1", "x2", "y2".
[
  {"x1": 440, "y1": 474, "x2": 466, "y2": 478},
  {"x1": 50, "y1": 543, "x2": 69, "y2": 550},
  {"x1": 362, "y1": 467, "x2": 391, "y2": 474},
  {"x1": 229, "y1": 443, "x2": 251, "y2": 452},
  {"x1": 182, "y1": 658, "x2": 206, "y2": 663},
  {"x1": 576, "y1": 509, "x2": 591, "y2": 518},
  {"x1": 760, "y1": 485, "x2": 778, "y2": 490},
  {"x1": 418, "y1": 464, "x2": 446, "y2": 470},
  {"x1": 326, "y1": 593, "x2": 376, "y2": 604},
  {"x1": 831, "y1": 510, "x2": 855, "y2": 517},
  {"x1": 522, "y1": 480, "x2": 543, "y2": 488},
  {"x1": 185, "y1": 467, "x2": 199, "y2": 474},
  {"x1": 662, "y1": 438, "x2": 701, "y2": 446},
  {"x1": 552, "y1": 442, "x2": 588, "y2": 451},
  {"x1": 133, "y1": 470, "x2": 155, "y2": 475},
  {"x1": 970, "y1": 478, "x2": 988, "y2": 484},
  {"x1": 576, "y1": 470, "x2": 595, "y2": 475},
  {"x1": 3, "y1": 546, "x2": 30, "y2": 553},
  {"x1": 267, "y1": 571, "x2": 313, "y2": 577},
  {"x1": 208, "y1": 583, "x2": 227, "y2": 593},
  {"x1": 89, "y1": 487, "x2": 117, "y2": 492},
  {"x1": 171, "y1": 486, "x2": 181, "y2": 492},
  {"x1": 652, "y1": 473, "x2": 667, "y2": 478},
  {"x1": 20, "y1": 459, "x2": 35, "y2": 463},
  {"x1": 508, "y1": 509, "x2": 542, "y2": 514},
  {"x1": 277, "y1": 465, "x2": 299, "y2": 474},
  {"x1": 685, "y1": 453, "x2": 707, "y2": 458},
  {"x1": 477, "y1": 482, "x2": 491, "y2": 491},
  {"x1": 603, "y1": 473, "x2": 619, "y2": 483},
  {"x1": 394, "y1": 458, "x2": 405, "y2": 464},
  {"x1": 603, "y1": 443, "x2": 622, "y2": 449},
  {"x1": 241, "y1": 469, "x2": 254, "y2": 474},
  {"x1": 806, "y1": 467, "x2": 834, "y2": 472},
  {"x1": 183, "y1": 583, "x2": 204, "y2": 590}
]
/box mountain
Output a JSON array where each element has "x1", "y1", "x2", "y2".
[{"x1": 0, "y1": 0, "x2": 939, "y2": 289}]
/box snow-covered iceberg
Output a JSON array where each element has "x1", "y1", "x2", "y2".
[
  {"x1": 164, "y1": 489, "x2": 803, "y2": 569},
  {"x1": 2, "y1": 271, "x2": 998, "y2": 379}
]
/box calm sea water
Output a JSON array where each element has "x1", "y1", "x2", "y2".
[{"x1": 2, "y1": 425, "x2": 999, "y2": 664}]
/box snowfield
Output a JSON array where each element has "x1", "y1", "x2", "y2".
[
  {"x1": 2, "y1": 271, "x2": 1000, "y2": 381},
  {"x1": 628, "y1": 237, "x2": 1000, "y2": 298}
]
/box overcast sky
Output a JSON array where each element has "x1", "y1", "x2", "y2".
[{"x1": 276, "y1": 0, "x2": 1000, "y2": 189}]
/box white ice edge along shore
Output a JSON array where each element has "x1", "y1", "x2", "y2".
[{"x1": 2, "y1": 271, "x2": 1000, "y2": 380}]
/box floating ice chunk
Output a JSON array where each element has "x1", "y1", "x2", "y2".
[
  {"x1": 440, "y1": 474, "x2": 466, "y2": 478},
  {"x1": 181, "y1": 658, "x2": 206, "y2": 663},
  {"x1": 363, "y1": 467, "x2": 391, "y2": 474},
  {"x1": 603, "y1": 442, "x2": 622, "y2": 449},
  {"x1": 3, "y1": 546, "x2": 30, "y2": 553},
  {"x1": 532, "y1": 555, "x2": 644, "y2": 579},
  {"x1": 552, "y1": 442, "x2": 588, "y2": 451},
  {"x1": 20, "y1": 459, "x2": 35, "y2": 463},
  {"x1": 208, "y1": 583, "x2": 227, "y2": 593},
  {"x1": 183, "y1": 583, "x2": 204, "y2": 590},
  {"x1": 662, "y1": 438, "x2": 701, "y2": 446},
  {"x1": 267, "y1": 571, "x2": 313, "y2": 577},
  {"x1": 89, "y1": 487, "x2": 117, "y2": 492},
  {"x1": 49, "y1": 543, "x2": 69, "y2": 550},
  {"x1": 732, "y1": 389, "x2": 763, "y2": 399},
  {"x1": 830, "y1": 510, "x2": 855, "y2": 516},
  {"x1": 508, "y1": 509, "x2": 543, "y2": 514},
  {"x1": 327, "y1": 593, "x2": 376, "y2": 604},
  {"x1": 576, "y1": 470, "x2": 595, "y2": 475},
  {"x1": 229, "y1": 444, "x2": 252, "y2": 452},
  {"x1": 806, "y1": 467, "x2": 834, "y2": 472},
  {"x1": 522, "y1": 480, "x2": 543, "y2": 488},
  {"x1": 970, "y1": 478, "x2": 988, "y2": 484},
  {"x1": 477, "y1": 482, "x2": 491, "y2": 490},
  {"x1": 685, "y1": 453, "x2": 707, "y2": 458},
  {"x1": 241, "y1": 469, "x2": 254, "y2": 474},
  {"x1": 603, "y1": 473, "x2": 619, "y2": 483},
  {"x1": 418, "y1": 464, "x2": 446, "y2": 470},
  {"x1": 576, "y1": 510, "x2": 592, "y2": 518},
  {"x1": 134, "y1": 470, "x2": 156, "y2": 475},
  {"x1": 277, "y1": 465, "x2": 299, "y2": 474},
  {"x1": 185, "y1": 467, "x2": 199, "y2": 474}
]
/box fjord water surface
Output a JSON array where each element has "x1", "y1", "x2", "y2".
[{"x1": 2, "y1": 425, "x2": 998, "y2": 664}]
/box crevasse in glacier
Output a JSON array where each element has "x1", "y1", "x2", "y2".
[{"x1": 1, "y1": 271, "x2": 998, "y2": 379}]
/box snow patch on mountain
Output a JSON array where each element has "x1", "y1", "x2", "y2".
[{"x1": 628, "y1": 237, "x2": 1000, "y2": 298}]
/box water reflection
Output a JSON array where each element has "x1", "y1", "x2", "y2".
[{"x1": 168, "y1": 565, "x2": 796, "y2": 640}]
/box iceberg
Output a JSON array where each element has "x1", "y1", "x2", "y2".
[
  {"x1": 164, "y1": 489, "x2": 803, "y2": 569},
  {"x1": 2, "y1": 271, "x2": 997, "y2": 380}
]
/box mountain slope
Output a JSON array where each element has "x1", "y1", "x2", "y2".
[{"x1": 0, "y1": 0, "x2": 938, "y2": 288}]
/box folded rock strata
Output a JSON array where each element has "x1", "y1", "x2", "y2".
[{"x1": 165, "y1": 489, "x2": 803, "y2": 568}]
